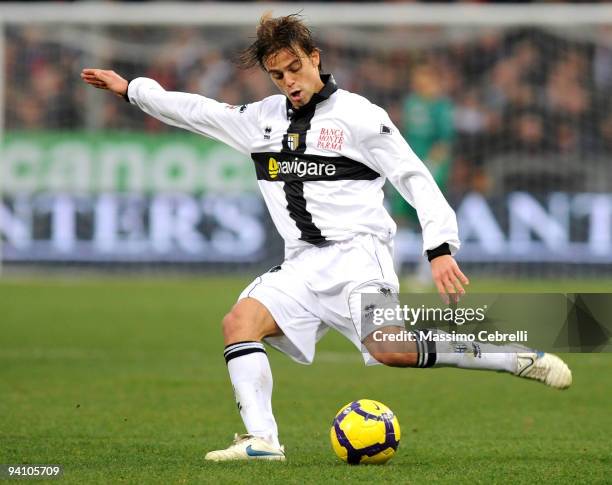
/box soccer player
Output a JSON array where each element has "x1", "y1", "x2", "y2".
[{"x1": 81, "y1": 14, "x2": 572, "y2": 462}]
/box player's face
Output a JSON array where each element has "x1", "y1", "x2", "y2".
[{"x1": 264, "y1": 47, "x2": 325, "y2": 108}]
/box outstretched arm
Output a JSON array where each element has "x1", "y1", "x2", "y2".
[
  {"x1": 79, "y1": 68, "x2": 261, "y2": 155},
  {"x1": 81, "y1": 68, "x2": 129, "y2": 99}
]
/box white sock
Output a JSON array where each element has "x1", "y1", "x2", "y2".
[
  {"x1": 414, "y1": 330, "x2": 518, "y2": 373},
  {"x1": 435, "y1": 346, "x2": 517, "y2": 372},
  {"x1": 224, "y1": 341, "x2": 279, "y2": 448}
]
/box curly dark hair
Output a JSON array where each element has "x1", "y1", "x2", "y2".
[{"x1": 239, "y1": 13, "x2": 320, "y2": 71}]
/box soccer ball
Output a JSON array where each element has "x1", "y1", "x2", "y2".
[{"x1": 330, "y1": 399, "x2": 400, "y2": 465}]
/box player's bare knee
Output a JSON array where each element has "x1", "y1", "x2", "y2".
[
  {"x1": 222, "y1": 299, "x2": 279, "y2": 344},
  {"x1": 222, "y1": 307, "x2": 253, "y2": 343},
  {"x1": 221, "y1": 311, "x2": 235, "y2": 341}
]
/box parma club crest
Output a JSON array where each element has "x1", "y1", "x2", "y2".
[{"x1": 286, "y1": 133, "x2": 300, "y2": 151}]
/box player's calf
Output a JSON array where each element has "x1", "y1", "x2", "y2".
[
  {"x1": 368, "y1": 351, "x2": 418, "y2": 367},
  {"x1": 363, "y1": 326, "x2": 419, "y2": 367}
]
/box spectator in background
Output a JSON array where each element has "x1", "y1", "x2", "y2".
[
  {"x1": 401, "y1": 64, "x2": 455, "y2": 192},
  {"x1": 546, "y1": 52, "x2": 589, "y2": 117},
  {"x1": 593, "y1": 26, "x2": 612, "y2": 94},
  {"x1": 455, "y1": 29, "x2": 504, "y2": 86},
  {"x1": 453, "y1": 88, "x2": 500, "y2": 194},
  {"x1": 596, "y1": 114, "x2": 612, "y2": 154},
  {"x1": 7, "y1": 26, "x2": 81, "y2": 129},
  {"x1": 545, "y1": 51, "x2": 591, "y2": 154},
  {"x1": 511, "y1": 110, "x2": 549, "y2": 154},
  {"x1": 482, "y1": 57, "x2": 520, "y2": 112}
]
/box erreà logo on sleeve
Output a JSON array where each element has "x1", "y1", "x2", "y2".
[{"x1": 267, "y1": 156, "x2": 336, "y2": 179}]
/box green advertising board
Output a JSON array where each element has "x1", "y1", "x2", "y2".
[{"x1": 1, "y1": 132, "x2": 258, "y2": 195}]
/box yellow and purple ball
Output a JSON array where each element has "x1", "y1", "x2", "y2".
[{"x1": 330, "y1": 399, "x2": 401, "y2": 465}]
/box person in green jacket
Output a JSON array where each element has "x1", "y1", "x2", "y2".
[{"x1": 392, "y1": 64, "x2": 455, "y2": 226}]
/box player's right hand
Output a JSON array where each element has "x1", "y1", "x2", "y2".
[
  {"x1": 80, "y1": 68, "x2": 129, "y2": 99},
  {"x1": 430, "y1": 255, "x2": 469, "y2": 304}
]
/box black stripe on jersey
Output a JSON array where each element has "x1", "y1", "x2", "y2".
[
  {"x1": 272, "y1": 75, "x2": 337, "y2": 246},
  {"x1": 283, "y1": 180, "x2": 328, "y2": 246},
  {"x1": 282, "y1": 100, "x2": 326, "y2": 245},
  {"x1": 251, "y1": 152, "x2": 380, "y2": 182}
]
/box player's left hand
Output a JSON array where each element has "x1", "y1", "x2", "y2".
[{"x1": 430, "y1": 255, "x2": 469, "y2": 304}]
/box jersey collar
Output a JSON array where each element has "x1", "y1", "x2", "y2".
[{"x1": 286, "y1": 74, "x2": 338, "y2": 119}]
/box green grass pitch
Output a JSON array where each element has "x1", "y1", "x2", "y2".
[{"x1": 1, "y1": 276, "x2": 611, "y2": 484}]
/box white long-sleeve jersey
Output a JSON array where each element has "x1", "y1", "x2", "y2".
[{"x1": 127, "y1": 74, "x2": 460, "y2": 257}]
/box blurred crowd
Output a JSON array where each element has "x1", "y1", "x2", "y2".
[{"x1": 5, "y1": 23, "x2": 612, "y2": 198}]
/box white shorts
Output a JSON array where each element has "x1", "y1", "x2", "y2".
[{"x1": 238, "y1": 234, "x2": 400, "y2": 366}]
